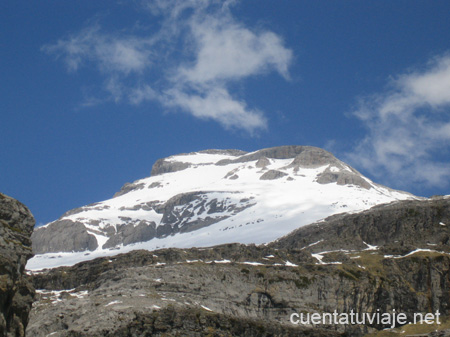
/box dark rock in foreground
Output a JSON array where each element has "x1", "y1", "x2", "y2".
[{"x1": 0, "y1": 193, "x2": 35, "y2": 337}]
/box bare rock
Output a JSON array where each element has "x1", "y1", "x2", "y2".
[
  {"x1": 316, "y1": 167, "x2": 372, "y2": 189},
  {"x1": 216, "y1": 145, "x2": 313, "y2": 166},
  {"x1": 272, "y1": 198, "x2": 450, "y2": 252},
  {"x1": 0, "y1": 193, "x2": 35, "y2": 337},
  {"x1": 150, "y1": 159, "x2": 190, "y2": 176},
  {"x1": 259, "y1": 170, "x2": 288, "y2": 180},
  {"x1": 255, "y1": 156, "x2": 271, "y2": 168},
  {"x1": 113, "y1": 182, "x2": 146, "y2": 198},
  {"x1": 32, "y1": 220, "x2": 98, "y2": 254},
  {"x1": 103, "y1": 221, "x2": 157, "y2": 249},
  {"x1": 287, "y1": 147, "x2": 337, "y2": 169}
]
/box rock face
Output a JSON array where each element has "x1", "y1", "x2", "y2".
[
  {"x1": 259, "y1": 170, "x2": 288, "y2": 180},
  {"x1": 31, "y1": 220, "x2": 98, "y2": 254},
  {"x1": 272, "y1": 197, "x2": 450, "y2": 253},
  {"x1": 0, "y1": 193, "x2": 35, "y2": 337},
  {"x1": 32, "y1": 191, "x2": 256, "y2": 255},
  {"x1": 28, "y1": 197, "x2": 450, "y2": 336},
  {"x1": 215, "y1": 145, "x2": 320, "y2": 165},
  {"x1": 30, "y1": 145, "x2": 416, "y2": 269},
  {"x1": 150, "y1": 149, "x2": 247, "y2": 176}
]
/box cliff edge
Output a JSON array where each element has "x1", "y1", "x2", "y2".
[{"x1": 0, "y1": 193, "x2": 35, "y2": 337}]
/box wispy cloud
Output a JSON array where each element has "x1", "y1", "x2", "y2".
[
  {"x1": 347, "y1": 54, "x2": 450, "y2": 189},
  {"x1": 42, "y1": 0, "x2": 292, "y2": 133},
  {"x1": 42, "y1": 24, "x2": 154, "y2": 75},
  {"x1": 163, "y1": 86, "x2": 267, "y2": 132}
]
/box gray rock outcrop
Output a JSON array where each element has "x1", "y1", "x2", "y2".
[
  {"x1": 216, "y1": 145, "x2": 322, "y2": 165},
  {"x1": 157, "y1": 191, "x2": 255, "y2": 233},
  {"x1": 31, "y1": 220, "x2": 98, "y2": 254},
  {"x1": 113, "y1": 182, "x2": 146, "y2": 198},
  {"x1": 272, "y1": 197, "x2": 450, "y2": 252},
  {"x1": 32, "y1": 191, "x2": 256, "y2": 254},
  {"x1": 0, "y1": 193, "x2": 35, "y2": 337},
  {"x1": 259, "y1": 170, "x2": 288, "y2": 180},
  {"x1": 286, "y1": 146, "x2": 337, "y2": 169},
  {"x1": 315, "y1": 166, "x2": 372, "y2": 189},
  {"x1": 102, "y1": 220, "x2": 157, "y2": 249},
  {"x1": 151, "y1": 149, "x2": 246, "y2": 176},
  {"x1": 255, "y1": 156, "x2": 271, "y2": 168},
  {"x1": 150, "y1": 159, "x2": 190, "y2": 176}
]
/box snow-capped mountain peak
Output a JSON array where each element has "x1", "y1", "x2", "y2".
[{"x1": 28, "y1": 146, "x2": 418, "y2": 270}]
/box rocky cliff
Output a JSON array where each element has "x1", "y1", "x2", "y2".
[
  {"x1": 273, "y1": 196, "x2": 450, "y2": 253},
  {"x1": 27, "y1": 197, "x2": 450, "y2": 336},
  {"x1": 0, "y1": 193, "x2": 35, "y2": 337}
]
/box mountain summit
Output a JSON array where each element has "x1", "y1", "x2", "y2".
[{"x1": 28, "y1": 146, "x2": 416, "y2": 270}]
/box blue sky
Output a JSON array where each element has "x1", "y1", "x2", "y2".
[{"x1": 1, "y1": 0, "x2": 450, "y2": 226}]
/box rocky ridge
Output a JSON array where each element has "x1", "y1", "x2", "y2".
[
  {"x1": 0, "y1": 193, "x2": 35, "y2": 337},
  {"x1": 273, "y1": 196, "x2": 450, "y2": 253},
  {"x1": 27, "y1": 197, "x2": 450, "y2": 336}
]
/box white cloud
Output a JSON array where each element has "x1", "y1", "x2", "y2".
[
  {"x1": 402, "y1": 56, "x2": 450, "y2": 106},
  {"x1": 348, "y1": 54, "x2": 450, "y2": 189},
  {"x1": 158, "y1": 1, "x2": 290, "y2": 132},
  {"x1": 163, "y1": 86, "x2": 267, "y2": 132},
  {"x1": 42, "y1": 0, "x2": 292, "y2": 133},
  {"x1": 177, "y1": 16, "x2": 292, "y2": 84}
]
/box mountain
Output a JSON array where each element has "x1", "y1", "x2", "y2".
[
  {"x1": 28, "y1": 145, "x2": 417, "y2": 270},
  {"x1": 27, "y1": 196, "x2": 450, "y2": 337}
]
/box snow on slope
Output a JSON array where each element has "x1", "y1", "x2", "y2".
[{"x1": 28, "y1": 147, "x2": 418, "y2": 270}]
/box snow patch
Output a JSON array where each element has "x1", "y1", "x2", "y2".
[
  {"x1": 105, "y1": 300, "x2": 122, "y2": 307},
  {"x1": 301, "y1": 239, "x2": 324, "y2": 250},
  {"x1": 200, "y1": 305, "x2": 213, "y2": 312},
  {"x1": 242, "y1": 262, "x2": 264, "y2": 266},
  {"x1": 362, "y1": 241, "x2": 378, "y2": 251},
  {"x1": 285, "y1": 261, "x2": 298, "y2": 267}
]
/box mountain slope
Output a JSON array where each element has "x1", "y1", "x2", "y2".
[
  {"x1": 27, "y1": 197, "x2": 450, "y2": 337},
  {"x1": 28, "y1": 145, "x2": 417, "y2": 270}
]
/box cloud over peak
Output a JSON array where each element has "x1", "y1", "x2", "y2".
[
  {"x1": 43, "y1": 0, "x2": 292, "y2": 133},
  {"x1": 163, "y1": 86, "x2": 267, "y2": 132},
  {"x1": 177, "y1": 16, "x2": 292, "y2": 84}
]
